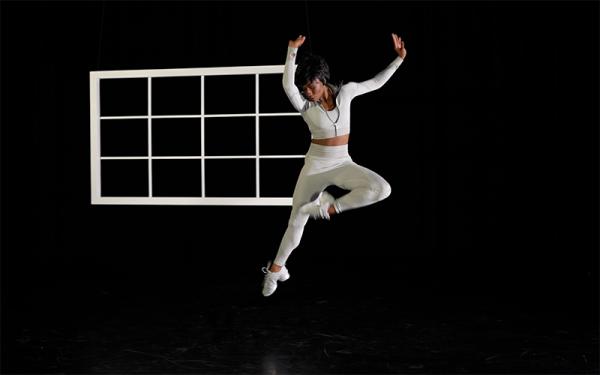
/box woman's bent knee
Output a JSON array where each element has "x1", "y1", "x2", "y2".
[
  {"x1": 364, "y1": 181, "x2": 391, "y2": 204},
  {"x1": 379, "y1": 181, "x2": 392, "y2": 201}
]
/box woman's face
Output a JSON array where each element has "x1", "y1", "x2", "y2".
[{"x1": 302, "y1": 79, "x2": 326, "y2": 102}]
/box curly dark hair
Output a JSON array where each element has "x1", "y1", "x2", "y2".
[
  {"x1": 295, "y1": 53, "x2": 330, "y2": 86},
  {"x1": 295, "y1": 52, "x2": 340, "y2": 98}
]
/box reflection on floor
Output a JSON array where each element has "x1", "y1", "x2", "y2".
[{"x1": 3, "y1": 268, "x2": 598, "y2": 374}]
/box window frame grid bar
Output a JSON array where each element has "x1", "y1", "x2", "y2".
[
  {"x1": 94, "y1": 197, "x2": 292, "y2": 206},
  {"x1": 90, "y1": 75, "x2": 102, "y2": 203},
  {"x1": 100, "y1": 155, "x2": 305, "y2": 160},
  {"x1": 90, "y1": 65, "x2": 285, "y2": 78},
  {"x1": 148, "y1": 77, "x2": 153, "y2": 197},
  {"x1": 99, "y1": 113, "x2": 301, "y2": 120},
  {"x1": 255, "y1": 73, "x2": 260, "y2": 198},
  {"x1": 201, "y1": 75, "x2": 206, "y2": 198}
]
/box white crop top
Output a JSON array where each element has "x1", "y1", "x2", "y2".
[{"x1": 282, "y1": 46, "x2": 403, "y2": 139}]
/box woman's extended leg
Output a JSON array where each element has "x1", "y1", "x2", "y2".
[
  {"x1": 262, "y1": 169, "x2": 326, "y2": 296},
  {"x1": 272, "y1": 173, "x2": 325, "y2": 268}
]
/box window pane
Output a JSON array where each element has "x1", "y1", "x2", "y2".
[
  {"x1": 101, "y1": 119, "x2": 148, "y2": 157},
  {"x1": 100, "y1": 78, "x2": 147, "y2": 116},
  {"x1": 205, "y1": 159, "x2": 255, "y2": 197},
  {"x1": 259, "y1": 73, "x2": 298, "y2": 113},
  {"x1": 101, "y1": 160, "x2": 148, "y2": 196},
  {"x1": 259, "y1": 116, "x2": 309, "y2": 156},
  {"x1": 152, "y1": 118, "x2": 202, "y2": 156},
  {"x1": 259, "y1": 158, "x2": 304, "y2": 197},
  {"x1": 152, "y1": 76, "x2": 201, "y2": 116},
  {"x1": 152, "y1": 159, "x2": 202, "y2": 197},
  {"x1": 204, "y1": 117, "x2": 255, "y2": 156},
  {"x1": 204, "y1": 75, "x2": 254, "y2": 114}
]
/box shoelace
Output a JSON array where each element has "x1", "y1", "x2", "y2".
[
  {"x1": 319, "y1": 205, "x2": 329, "y2": 219},
  {"x1": 262, "y1": 261, "x2": 273, "y2": 275}
]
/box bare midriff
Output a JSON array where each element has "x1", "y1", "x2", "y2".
[{"x1": 311, "y1": 134, "x2": 350, "y2": 146}]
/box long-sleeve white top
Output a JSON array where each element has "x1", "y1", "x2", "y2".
[{"x1": 282, "y1": 46, "x2": 403, "y2": 139}]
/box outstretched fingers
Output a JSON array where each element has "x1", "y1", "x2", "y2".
[
  {"x1": 392, "y1": 33, "x2": 402, "y2": 49},
  {"x1": 392, "y1": 32, "x2": 407, "y2": 59}
]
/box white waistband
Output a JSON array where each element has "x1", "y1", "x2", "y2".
[{"x1": 306, "y1": 143, "x2": 350, "y2": 159}]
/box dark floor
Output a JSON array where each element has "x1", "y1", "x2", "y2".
[{"x1": 3, "y1": 261, "x2": 598, "y2": 374}]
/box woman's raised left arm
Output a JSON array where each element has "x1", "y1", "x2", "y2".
[{"x1": 348, "y1": 33, "x2": 407, "y2": 97}]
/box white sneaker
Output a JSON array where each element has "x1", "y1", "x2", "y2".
[
  {"x1": 300, "y1": 191, "x2": 336, "y2": 220},
  {"x1": 261, "y1": 261, "x2": 290, "y2": 297}
]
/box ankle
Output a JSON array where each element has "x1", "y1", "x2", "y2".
[{"x1": 270, "y1": 263, "x2": 283, "y2": 273}]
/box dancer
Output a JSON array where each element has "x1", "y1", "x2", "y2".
[{"x1": 262, "y1": 33, "x2": 407, "y2": 297}]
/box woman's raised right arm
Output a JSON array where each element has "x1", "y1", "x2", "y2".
[{"x1": 282, "y1": 35, "x2": 307, "y2": 112}]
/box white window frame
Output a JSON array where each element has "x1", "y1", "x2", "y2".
[{"x1": 90, "y1": 65, "x2": 303, "y2": 206}]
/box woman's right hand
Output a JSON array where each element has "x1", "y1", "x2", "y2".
[
  {"x1": 392, "y1": 33, "x2": 407, "y2": 59},
  {"x1": 289, "y1": 35, "x2": 306, "y2": 48}
]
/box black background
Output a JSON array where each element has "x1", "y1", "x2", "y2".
[{"x1": 1, "y1": 0, "x2": 598, "y2": 365}]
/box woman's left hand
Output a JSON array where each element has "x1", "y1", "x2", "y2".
[{"x1": 392, "y1": 33, "x2": 407, "y2": 59}]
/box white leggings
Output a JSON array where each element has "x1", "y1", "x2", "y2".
[{"x1": 273, "y1": 143, "x2": 391, "y2": 266}]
